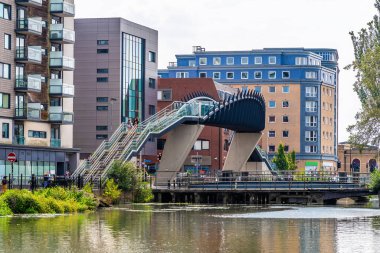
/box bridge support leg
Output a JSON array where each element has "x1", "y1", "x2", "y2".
[
  {"x1": 171, "y1": 193, "x2": 175, "y2": 203},
  {"x1": 157, "y1": 193, "x2": 162, "y2": 203},
  {"x1": 223, "y1": 133, "x2": 262, "y2": 172},
  {"x1": 249, "y1": 194, "x2": 255, "y2": 205},
  {"x1": 156, "y1": 125, "x2": 204, "y2": 184},
  {"x1": 194, "y1": 193, "x2": 200, "y2": 204}
]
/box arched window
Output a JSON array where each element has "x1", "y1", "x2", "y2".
[
  {"x1": 369, "y1": 159, "x2": 378, "y2": 173},
  {"x1": 352, "y1": 158, "x2": 361, "y2": 172}
]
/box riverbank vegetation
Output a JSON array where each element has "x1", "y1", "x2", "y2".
[
  {"x1": 0, "y1": 187, "x2": 97, "y2": 216},
  {"x1": 369, "y1": 169, "x2": 380, "y2": 193},
  {"x1": 107, "y1": 161, "x2": 154, "y2": 203}
]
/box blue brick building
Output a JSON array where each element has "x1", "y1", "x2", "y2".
[{"x1": 158, "y1": 47, "x2": 339, "y2": 172}]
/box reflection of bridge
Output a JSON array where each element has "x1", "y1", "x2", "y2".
[
  {"x1": 152, "y1": 172, "x2": 372, "y2": 205},
  {"x1": 72, "y1": 90, "x2": 268, "y2": 186}
]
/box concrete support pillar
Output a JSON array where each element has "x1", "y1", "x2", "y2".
[
  {"x1": 223, "y1": 194, "x2": 228, "y2": 205},
  {"x1": 194, "y1": 193, "x2": 200, "y2": 204},
  {"x1": 157, "y1": 193, "x2": 162, "y2": 203},
  {"x1": 223, "y1": 132, "x2": 262, "y2": 172},
  {"x1": 171, "y1": 193, "x2": 175, "y2": 203},
  {"x1": 156, "y1": 124, "x2": 204, "y2": 184},
  {"x1": 249, "y1": 194, "x2": 255, "y2": 205}
]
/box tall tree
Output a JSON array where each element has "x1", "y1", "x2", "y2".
[
  {"x1": 346, "y1": 0, "x2": 380, "y2": 147},
  {"x1": 287, "y1": 151, "x2": 297, "y2": 170},
  {"x1": 272, "y1": 144, "x2": 289, "y2": 170}
]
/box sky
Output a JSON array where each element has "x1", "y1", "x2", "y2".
[{"x1": 76, "y1": 0, "x2": 376, "y2": 142}]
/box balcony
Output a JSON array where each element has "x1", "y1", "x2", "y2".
[
  {"x1": 49, "y1": 79, "x2": 74, "y2": 97},
  {"x1": 49, "y1": 106, "x2": 73, "y2": 124},
  {"x1": 50, "y1": 24, "x2": 75, "y2": 44},
  {"x1": 16, "y1": 18, "x2": 43, "y2": 35},
  {"x1": 15, "y1": 0, "x2": 42, "y2": 7},
  {"x1": 15, "y1": 75, "x2": 42, "y2": 92},
  {"x1": 16, "y1": 46, "x2": 42, "y2": 64},
  {"x1": 50, "y1": 138, "x2": 61, "y2": 148},
  {"x1": 49, "y1": 51, "x2": 75, "y2": 70},
  {"x1": 50, "y1": 0, "x2": 75, "y2": 17},
  {"x1": 15, "y1": 103, "x2": 41, "y2": 120},
  {"x1": 13, "y1": 136, "x2": 25, "y2": 145}
]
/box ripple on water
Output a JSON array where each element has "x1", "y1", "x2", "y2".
[{"x1": 213, "y1": 207, "x2": 380, "y2": 219}]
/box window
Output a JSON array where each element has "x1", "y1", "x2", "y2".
[
  {"x1": 149, "y1": 105, "x2": 156, "y2": 115},
  {"x1": 157, "y1": 139, "x2": 166, "y2": 150},
  {"x1": 305, "y1": 116, "x2": 317, "y2": 127},
  {"x1": 254, "y1": 57, "x2": 262, "y2": 64},
  {"x1": 96, "y1": 106, "x2": 108, "y2": 111},
  {"x1": 213, "y1": 72, "x2": 220, "y2": 79},
  {"x1": 284, "y1": 145, "x2": 289, "y2": 152},
  {"x1": 213, "y1": 57, "x2": 221, "y2": 65},
  {"x1": 269, "y1": 101, "x2": 276, "y2": 108},
  {"x1": 306, "y1": 87, "x2": 317, "y2": 97},
  {"x1": 96, "y1": 134, "x2": 108, "y2": 140},
  {"x1": 305, "y1": 146, "x2": 317, "y2": 153},
  {"x1": 269, "y1": 116, "x2": 276, "y2": 123},
  {"x1": 269, "y1": 145, "x2": 275, "y2": 152},
  {"x1": 2, "y1": 123, "x2": 9, "y2": 138},
  {"x1": 241, "y1": 57, "x2": 248, "y2": 64},
  {"x1": 0, "y1": 3, "x2": 11, "y2": 20},
  {"x1": 282, "y1": 71, "x2": 290, "y2": 79},
  {"x1": 96, "y1": 97, "x2": 108, "y2": 103},
  {"x1": 157, "y1": 90, "x2": 172, "y2": 101},
  {"x1": 269, "y1": 86, "x2": 276, "y2": 93},
  {"x1": 97, "y1": 68, "x2": 109, "y2": 74},
  {"x1": 0, "y1": 63, "x2": 11, "y2": 79},
  {"x1": 202, "y1": 140, "x2": 210, "y2": 150},
  {"x1": 282, "y1": 86, "x2": 290, "y2": 93},
  {"x1": 193, "y1": 140, "x2": 209, "y2": 150},
  {"x1": 188, "y1": 60, "x2": 196, "y2": 67},
  {"x1": 241, "y1": 72, "x2": 248, "y2": 79},
  {"x1": 305, "y1": 71, "x2": 317, "y2": 79},
  {"x1": 254, "y1": 86, "x2": 261, "y2": 93},
  {"x1": 97, "y1": 77, "x2": 108, "y2": 82},
  {"x1": 149, "y1": 78, "x2": 156, "y2": 88},
  {"x1": 0, "y1": 93, "x2": 10, "y2": 109},
  {"x1": 148, "y1": 51, "x2": 156, "y2": 62},
  {"x1": 28, "y1": 131, "x2": 47, "y2": 138},
  {"x1": 199, "y1": 57, "x2": 207, "y2": 65},
  {"x1": 268, "y1": 131, "x2": 276, "y2": 137},
  {"x1": 295, "y1": 57, "x2": 307, "y2": 65},
  {"x1": 97, "y1": 49, "x2": 109, "y2": 54},
  {"x1": 282, "y1": 101, "x2": 289, "y2": 108},
  {"x1": 305, "y1": 101, "x2": 317, "y2": 112},
  {"x1": 282, "y1": 115, "x2": 289, "y2": 123},
  {"x1": 269, "y1": 56, "x2": 276, "y2": 64},
  {"x1": 194, "y1": 141, "x2": 202, "y2": 150},
  {"x1": 97, "y1": 40, "x2": 109, "y2": 45},
  {"x1": 226, "y1": 57, "x2": 234, "y2": 65},
  {"x1": 96, "y1": 126, "x2": 108, "y2": 131},
  {"x1": 4, "y1": 34, "x2": 10, "y2": 50},
  {"x1": 199, "y1": 72, "x2": 207, "y2": 78},
  {"x1": 305, "y1": 131, "x2": 317, "y2": 142},
  {"x1": 254, "y1": 71, "x2": 262, "y2": 79},
  {"x1": 176, "y1": 72, "x2": 189, "y2": 78},
  {"x1": 329, "y1": 104, "x2": 333, "y2": 111},
  {"x1": 283, "y1": 131, "x2": 289, "y2": 138},
  {"x1": 268, "y1": 71, "x2": 276, "y2": 79},
  {"x1": 226, "y1": 72, "x2": 234, "y2": 79}
]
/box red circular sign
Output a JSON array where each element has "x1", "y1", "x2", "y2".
[{"x1": 7, "y1": 152, "x2": 16, "y2": 163}]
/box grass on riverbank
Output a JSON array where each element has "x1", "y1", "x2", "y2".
[{"x1": 0, "y1": 187, "x2": 98, "y2": 216}]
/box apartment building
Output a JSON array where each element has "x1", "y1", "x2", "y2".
[
  {"x1": 74, "y1": 18, "x2": 158, "y2": 160},
  {"x1": 159, "y1": 47, "x2": 339, "y2": 172},
  {"x1": 0, "y1": 0, "x2": 78, "y2": 177}
]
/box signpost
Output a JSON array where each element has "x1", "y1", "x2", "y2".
[{"x1": 7, "y1": 152, "x2": 16, "y2": 189}]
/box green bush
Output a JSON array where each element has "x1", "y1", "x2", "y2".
[
  {"x1": 103, "y1": 179, "x2": 122, "y2": 205},
  {"x1": 0, "y1": 199, "x2": 12, "y2": 216},
  {"x1": 134, "y1": 182, "x2": 154, "y2": 203},
  {"x1": 369, "y1": 169, "x2": 380, "y2": 193}
]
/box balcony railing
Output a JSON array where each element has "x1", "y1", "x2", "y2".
[
  {"x1": 15, "y1": 75, "x2": 42, "y2": 92},
  {"x1": 15, "y1": 103, "x2": 41, "y2": 120},
  {"x1": 13, "y1": 136, "x2": 25, "y2": 145},
  {"x1": 15, "y1": 0, "x2": 42, "y2": 7},
  {"x1": 49, "y1": 51, "x2": 75, "y2": 70},
  {"x1": 49, "y1": 106, "x2": 74, "y2": 124},
  {"x1": 50, "y1": 138, "x2": 61, "y2": 148},
  {"x1": 15, "y1": 46, "x2": 42, "y2": 64},
  {"x1": 16, "y1": 18, "x2": 43, "y2": 35},
  {"x1": 49, "y1": 79, "x2": 74, "y2": 97},
  {"x1": 50, "y1": 0, "x2": 75, "y2": 17},
  {"x1": 50, "y1": 24, "x2": 75, "y2": 44}
]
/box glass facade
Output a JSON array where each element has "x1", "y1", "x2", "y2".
[{"x1": 121, "y1": 33, "x2": 145, "y2": 122}]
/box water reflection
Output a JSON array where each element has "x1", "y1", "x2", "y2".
[{"x1": 0, "y1": 205, "x2": 379, "y2": 253}]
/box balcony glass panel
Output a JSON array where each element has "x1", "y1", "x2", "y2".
[
  {"x1": 16, "y1": 46, "x2": 42, "y2": 63},
  {"x1": 50, "y1": 0, "x2": 75, "y2": 16},
  {"x1": 15, "y1": 75, "x2": 41, "y2": 91},
  {"x1": 50, "y1": 79, "x2": 74, "y2": 96},
  {"x1": 49, "y1": 106, "x2": 73, "y2": 123},
  {"x1": 50, "y1": 139, "x2": 61, "y2": 147},
  {"x1": 16, "y1": 18, "x2": 43, "y2": 34},
  {"x1": 50, "y1": 24, "x2": 75, "y2": 43},
  {"x1": 16, "y1": 0, "x2": 42, "y2": 6},
  {"x1": 28, "y1": 103, "x2": 41, "y2": 120},
  {"x1": 13, "y1": 136, "x2": 25, "y2": 145},
  {"x1": 50, "y1": 51, "x2": 75, "y2": 69}
]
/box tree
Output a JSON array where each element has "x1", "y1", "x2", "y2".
[
  {"x1": 346, "y1": 0, "x2": 380, "y2": 147},
  {"x1": 272, "y1": 144, "x2": 289, "y2": 170},
  {"x1": 287, "y1": 151, "x2": 297, "y2": 170}
]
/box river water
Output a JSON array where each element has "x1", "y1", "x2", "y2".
[{"x1": 1, "y1": 203, "x2": 380, "y2": 253}]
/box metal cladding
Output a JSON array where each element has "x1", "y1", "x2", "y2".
[{"x1": 184, "y1": 90, "x2": 266, "y2": 133}]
